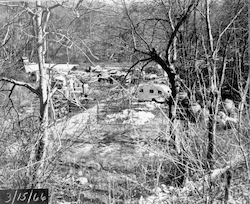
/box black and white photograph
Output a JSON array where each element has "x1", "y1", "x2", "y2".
[{"x1": 0, "y1": 0, "x2": 249, "y2": 203}]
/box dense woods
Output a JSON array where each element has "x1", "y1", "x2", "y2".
[{"x1": 0, "y1": 0, "x2": 249, "y2": 203}]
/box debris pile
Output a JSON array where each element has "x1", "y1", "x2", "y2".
[{"x1": 106, "y1": 109, "x2": 155, "y2": 125}]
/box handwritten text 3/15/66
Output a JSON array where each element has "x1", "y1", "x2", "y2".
[{"x1": 0, "y1": 189, "x2": 48, "y2": 204}]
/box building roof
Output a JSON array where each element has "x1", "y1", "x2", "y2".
[
  {"x1": 24, "y1": 63, "x2": 78, "y2": 73},
  {"x1": 54, "y1": 75, "x2": 66, "y2": 82},
  {"x1": 139, "y1": 83, "x2": 171, "y2": 94},
  {"x1": 24, "y1": 63, "x2": 39, "y2": 73}
]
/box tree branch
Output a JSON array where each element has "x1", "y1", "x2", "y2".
[
  {"x1": 122, "y1": 0, "x2": 152, "y2": 51},
  {"x1": 213, "y1": 6, "x2": 245, "y2": 59},
  {"x1": 0, "y1": 77, "x2": 40, "y2": 95},
  {"x1": 123, "y1": 56, "x2": 152, "y2": 82},
  {"x1": 165, "y1": 0, "x2": 198, "y2": 60},
  {"x1": 205, "y1": 0, "x2": 214, "y2": 53}
]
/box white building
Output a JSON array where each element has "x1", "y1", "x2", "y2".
[
  {"x1": 136, "y1": 83, "x2": 172, "y2": 103},
  {"x1": 22, "y1": 58, "x2": 78, "y2": 83},
  {"x1": 24, "y1": 63, "x2": 78, "y2": 74}
]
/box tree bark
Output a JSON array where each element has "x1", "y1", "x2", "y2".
[
  {"x1": 248, "y1": 3, "x2": 250, "y2": 114},
  {"x1": 205, "y1": 0, "x2": 218, "y2": 171},
  {"x1": 29, "y1": 0, "x2": 50, "y2": 188}
]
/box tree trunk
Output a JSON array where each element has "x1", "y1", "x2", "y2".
[
  {"x1": 28, "y1": 0, "x2": 50, "y2": 188},
  {"x1": 248, "y1": 4, "x2": 250, "y2": 114},
  {"x1": 207, "y1": 106, "x2": 215, "y2": 170},
  {"x1": 205, "y1": 0, "x2": 217, "y2": 171}
]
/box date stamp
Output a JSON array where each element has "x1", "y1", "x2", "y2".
[{"x1": 0, "y1": 189, "x2": 48, "y2": 204}]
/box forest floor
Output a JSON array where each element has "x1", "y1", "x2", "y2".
[
  {"x1": 43, "y1": 103, "x2": 250, "y2": 204},
  {"x1": 48, "y1": 103, "x2": 168, "y2": 203},
  {"x1": 1, "y1": 95, "x2": 249, "y2": 203}
]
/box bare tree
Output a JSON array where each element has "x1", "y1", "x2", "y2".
[
  {"x1": 203, "y1": 0, "x2": 245, "y2": 170},
  {"x1": 123, "y1": 0, "x2": 199, "y2": 150},
  {"x1": 0, "y1": 0, "x2": 102, "y2": 187}
]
